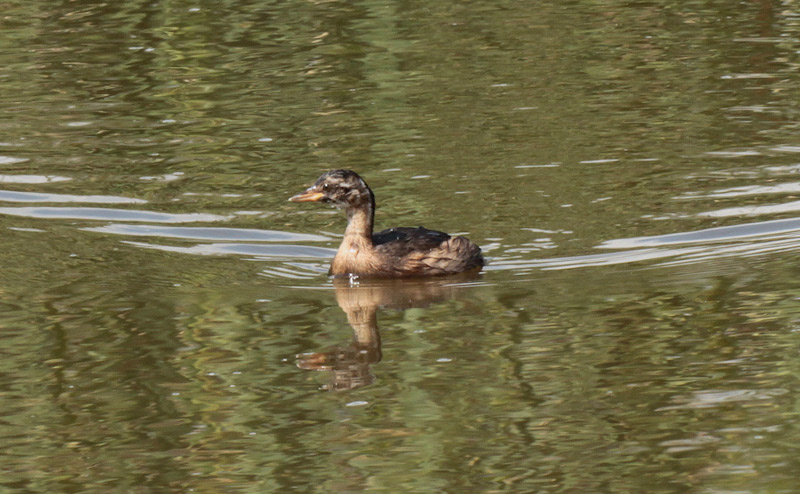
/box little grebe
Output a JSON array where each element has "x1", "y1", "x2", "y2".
[{"x1": 290, "y1": 170, "x2": 484, "y2": 278}]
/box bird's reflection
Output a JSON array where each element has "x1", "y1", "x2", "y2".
[{"x1": 297, "y1": 276, "x2": 479, "y2": 391}]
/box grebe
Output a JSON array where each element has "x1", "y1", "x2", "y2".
[{"x1": 290, "y1": 170, "x2": 484, "y2": 278}]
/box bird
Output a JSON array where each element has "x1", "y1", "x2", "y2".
[{"x1": 290, "y1": 169, "x2": 484, "y2": 278}]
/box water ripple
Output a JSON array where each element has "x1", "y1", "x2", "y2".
[
  {"x1": 0, "y1": 156, "x2": 28, "y2": 165},
  {"x1": 85, "y1": 224, "x2": 331, "y2": 242},
  {"x1": 0, "y1": 175, "x2": 71, "y2": 184},
  {"x1": 600, "y1": 217, "x2": 800, "y2": 248},
  {"x1": 491, "y1": 216, "x2": 800, "y2": 271},
  {"x1": 0, "y1": 190, "x2": 144, "y2": 204},
  {"x1": 657, "y1": 388, "x2": 788, "y2": 411},
  {"x1": 677, "y1": 182, "x2": 800, "y2": 199},
  {"x1": 698, "y1": 200, "x2": 800, "y2": 218},
  {"x1": 0, "y1": 207, "x2": 229, "y2": 223},
  {"x1": 122, "y1": 240, "x2": 335, "y2": 258}
]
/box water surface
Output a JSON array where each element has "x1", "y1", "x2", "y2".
[{"x1": 2, "y1": 0, "x2": 800, "y2": 493}]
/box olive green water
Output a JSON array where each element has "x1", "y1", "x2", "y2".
[{"x1": 3, "y1": 0, "x2": 800, "y2": 492}]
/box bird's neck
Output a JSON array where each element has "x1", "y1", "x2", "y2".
[
  {"x1": 330, "y1": 193, "x2": 377, "y2": 276},
  {"x1": 344, "y1": 203, "x2": 374, "y2": 246}
]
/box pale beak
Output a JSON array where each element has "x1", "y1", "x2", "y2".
[{"x1": 289, "y1": 187, "x2": 325, "y2": 202}]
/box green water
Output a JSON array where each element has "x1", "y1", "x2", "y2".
[{"x1": 2, "y1": 0, "x2": 800, "y2": 492}]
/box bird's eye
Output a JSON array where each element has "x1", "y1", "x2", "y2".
[{"x1": 322, "y1": 183, "x2": 329, "y2": 190}]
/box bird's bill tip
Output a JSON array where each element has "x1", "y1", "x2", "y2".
[{"x1": 289, "y1": 189, "x2": 325, "y2": 202}]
